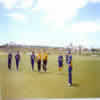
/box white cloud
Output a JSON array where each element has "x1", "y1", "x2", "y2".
[
  {"x1": 46, "y1": 21, "x2": 98, "y2": 33},
  {"x1": 0, "y1": 0, "x2": 98, "y2": 26},
  {"x1": 61, "y1": 21, "x2": 99, "y2": 48},
  {"x1": 89, "y1": 0, "x2": 100, "y2": 3},
  {"x1": 0, "y1": 0, "x2": 88, "y2": 26},
  {"x1": 70, "y1": 22, "x2": 97, "y2": 33},
  {"x1": 37, "y1": 0, "x2": 88, "y2": 26},
  {"x1": 96, "y1": 24, "x2": 100, "y2": 31},
  {"x1": 0, "y1": 0, "x2": 35, "y2": 9},
  {"x1": 0, "y1": 0, "x2": 18, "y2": 9},
  {"x1": 8, "y1": 13, "x2": 25, "y2": 21},
  {"x1": 32, "y1": 8, "x2": 40, "y2": 12},
  {"x1": 16, "y1": 0, "x2": 33, "y2": 9},
  {"x1": 63, "y1": 21, "x2": 100, "y2": 35}
]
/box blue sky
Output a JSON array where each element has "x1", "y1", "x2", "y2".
[{"x1": 0, "y1": 0, "x2": 99, "y2": 48}]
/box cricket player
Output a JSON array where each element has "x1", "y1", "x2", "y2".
[
  {"x1": 37, "y1": 50, "x2": 42, "y2": 72},
  {"x1": 8, "y1": 52, "x2": 12, "y2": 70},
  {"x1": 65, "y1": 51, "x2": 69, "y2": 64},
  {"x1": 31, "y1": 51, "x2": 35, "y2": 71},
  {"x1": 68, "y1": 51, "x2": 72, "y2": 86},
  {"x1": 15, "y1": 51, "x2": 20, "y2": 71},
  {"x1": 58, "y1": 53, "x2": 63, "y2": 71},
  {"x1": 43, "y1": 50, "x2": 48, "y2": 72}
]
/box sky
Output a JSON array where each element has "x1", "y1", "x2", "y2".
[{"x1": 0, "y1": 0, "x2": 99, "y2": 48}]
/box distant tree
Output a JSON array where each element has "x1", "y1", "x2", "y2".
[{"x1": 91, "y1": 48, "x2": 97, "y2": 54}]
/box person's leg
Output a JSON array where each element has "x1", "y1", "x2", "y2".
[
  {"x1": 32, "y1": 61, "x2": 34, "y2": 71},
  {"x1": 8, "y1": 60, "x2": 11, "y2": 70},
  {"x1": 43, "y1": 60, "x2": 47, "y2": 72},
  {"x1": 8, "y1": 64, "x2": 11, "y2": 70},
  {"x1": 70, "y1": 71, "x2": 72, "y2": 85},
  {"x1": 38, "y1": 60, "x2": 41, "y2": 72},
  {"x1": 68, "y1": 67, "x2": 72, "y2": 86},
  {"x1": 59, "y1": 62, "x2": 62, "y2": 71},
  {"x1": 45, "y1": 60, "x2": 47, "y2": 72},
  {"x1": 32, "y1": 63, "x2": 33, "y2": 71},
  {"x1": 43, "y1": 60, "x2": 45, "y2": 71},
  {"x1": 16, "y1": 61, "x2": 19, "y2": 71},
  {"x1": 68, "y1": 72, "x2": 72, "y2": 84},
  {"x1": 37, "y1": 61, "x2": 39, "y2": 72},
  {"x1": 58, "y1": 62, "x2": 60, "y2": 71},
  {"x1": 39, "y1": 60, "x2": 41, "y2": 71},
  {"x1": 8, "y1": 61, "x2": 11, "y2": 70}
]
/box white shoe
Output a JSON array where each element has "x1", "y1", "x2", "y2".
[{"x1": 68, "y1": 83, "x2": 72, "y2": 87}]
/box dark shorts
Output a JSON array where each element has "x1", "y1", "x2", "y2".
[
  {"x1": 37, "y1": 60, "x2": 41, "y2": 71},
  {"x1": 43, "y1": 60, "x2": 47, "y2": 65},
  {"x1": 68, "y1": 67, "x2": 72, "y2": 72},
  {"x1": 37, "y1": 60, "x2": 41, "y2": 64},
  {"x1": 58, "y1": 61, "x2": 63, "y2": 67},
  {"x1": 31, "y1": 60, "x2": 34, "y2": 64},
  {"x1": 8, "y1": 59, "x2": 12, "y2": 65},
  {"x1": 16, "y1": 60, "x2": 20, "y2": 67}
]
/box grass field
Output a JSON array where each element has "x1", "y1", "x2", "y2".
[{"x1": 0, "y1": 53, "x2": 100, "y2": 99}]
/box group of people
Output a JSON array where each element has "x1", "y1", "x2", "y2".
[
  {"x1": 8, "y1": 50, "x2": 73, "y2": 87},
  {"x1": 58, "y1": 51, "x2": 72, "y2": 86},
  {"x1": 8, "y1": 50, "x2": 48, "y2": 72}
]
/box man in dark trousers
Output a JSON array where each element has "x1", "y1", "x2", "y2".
[
  {"x1": 37, "y1": 50, "x2": 41, "y2": 72},
  {"x1": 31, "y1": 51, "x2": 35, "y2": 71},
  {"x1": 65, "y1": 51, "x2": 68, "y2": 64},
  {"x1": 8, "y1": 52, "x2": 12, "y2": 70},
  {"x1": 15, "y1": 51, "x2": 20, "y2": 71},
  {"x1": 68, "y1": 50, "x2": 73, "y2": 87},
  {"x1": 58, "y1": 53, "x2": 63, "y2": 72},
  {"x1": 43, "y1": 50, "x2": 48, "y2": 72}
]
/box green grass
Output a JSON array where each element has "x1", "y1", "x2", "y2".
[{"x1": 0, "y1": 54, "x2": 100, "y2": 99}]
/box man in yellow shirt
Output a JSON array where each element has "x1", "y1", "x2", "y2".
[
  {"x1": 43, "y1": 50, "x2": 48, "y2": 72},
  {"x1": 37, "y1": 50, "x2": 42, "y2": 72}
]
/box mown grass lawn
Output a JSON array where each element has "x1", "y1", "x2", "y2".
[{"x1": 0, "y1": 54, "x2": 100, "y2": 99}]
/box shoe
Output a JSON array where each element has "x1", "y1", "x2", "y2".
[{"x1": 68, "y1": 83, "x2": 72, "y2": 87}]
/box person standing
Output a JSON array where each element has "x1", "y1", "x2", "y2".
[
  {"x1": 65, "y1": 51, "x2": 68, "y2": 64},
  {"x1": 68, "y1": 51, "x2": 72, "y2": 87},
  {"x1": 8, "y1": 52, "x2": 12, "y2": 70},
  {"x1": 58, "y1": 53, "x2": 63, "y2": 72},
  {"x1": 31, "y1": 51, "x2": 35, "y2": 71},
  {"x1": 43, "y1": 50, "x2": 48, "y2": 72},
  {"x1": 37, "y1": 50, "x2": 42, "y2": 72},
  {"x1": 15, "y1": 51, "x2": 20, "y2": 71}
]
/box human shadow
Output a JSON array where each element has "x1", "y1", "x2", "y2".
[
  {"x1": 39, "y1": 71, "x2": 54, "y2": 74},
  {"x1": 72, "y1": 83, "x2": 80, "y2": 87}
]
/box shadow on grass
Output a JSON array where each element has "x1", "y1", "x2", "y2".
[
  {"x1": 39, "y1": 71, "x2": 54, "y2": 74},
  {"x1": 72, "y1": 83, "x2": 80, "y2": 87},
  {"x1": 56, "y1": 72, "x2": 66, "y2": 76}
]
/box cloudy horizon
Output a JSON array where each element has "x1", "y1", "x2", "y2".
[{"x1": 0, "y1": 0, "x2": 99, "y2": 48}]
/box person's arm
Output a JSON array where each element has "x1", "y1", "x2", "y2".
[
  {"x1": 11, "y1": 54, "x2": 12, "y2": 59},
  {"x1": 19, "y1": 55, "x2": 21, "y2": 61},
  {"x1": 30, "y1": 55, "x2": 32, "y2": 63},
  {"x1": 34, "y1": 55, "x2": 36, "y2": 60},
  {"x1": 62, "y1": 57, "x2": 63, "y2": 62}
]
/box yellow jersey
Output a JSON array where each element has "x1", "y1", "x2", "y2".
[
  {"x1": 43, "y1": 53, "x2": 48, "y2": 60},
  {"x1": 37, "y1": 53, "x2": 42, "y2": 60}
]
